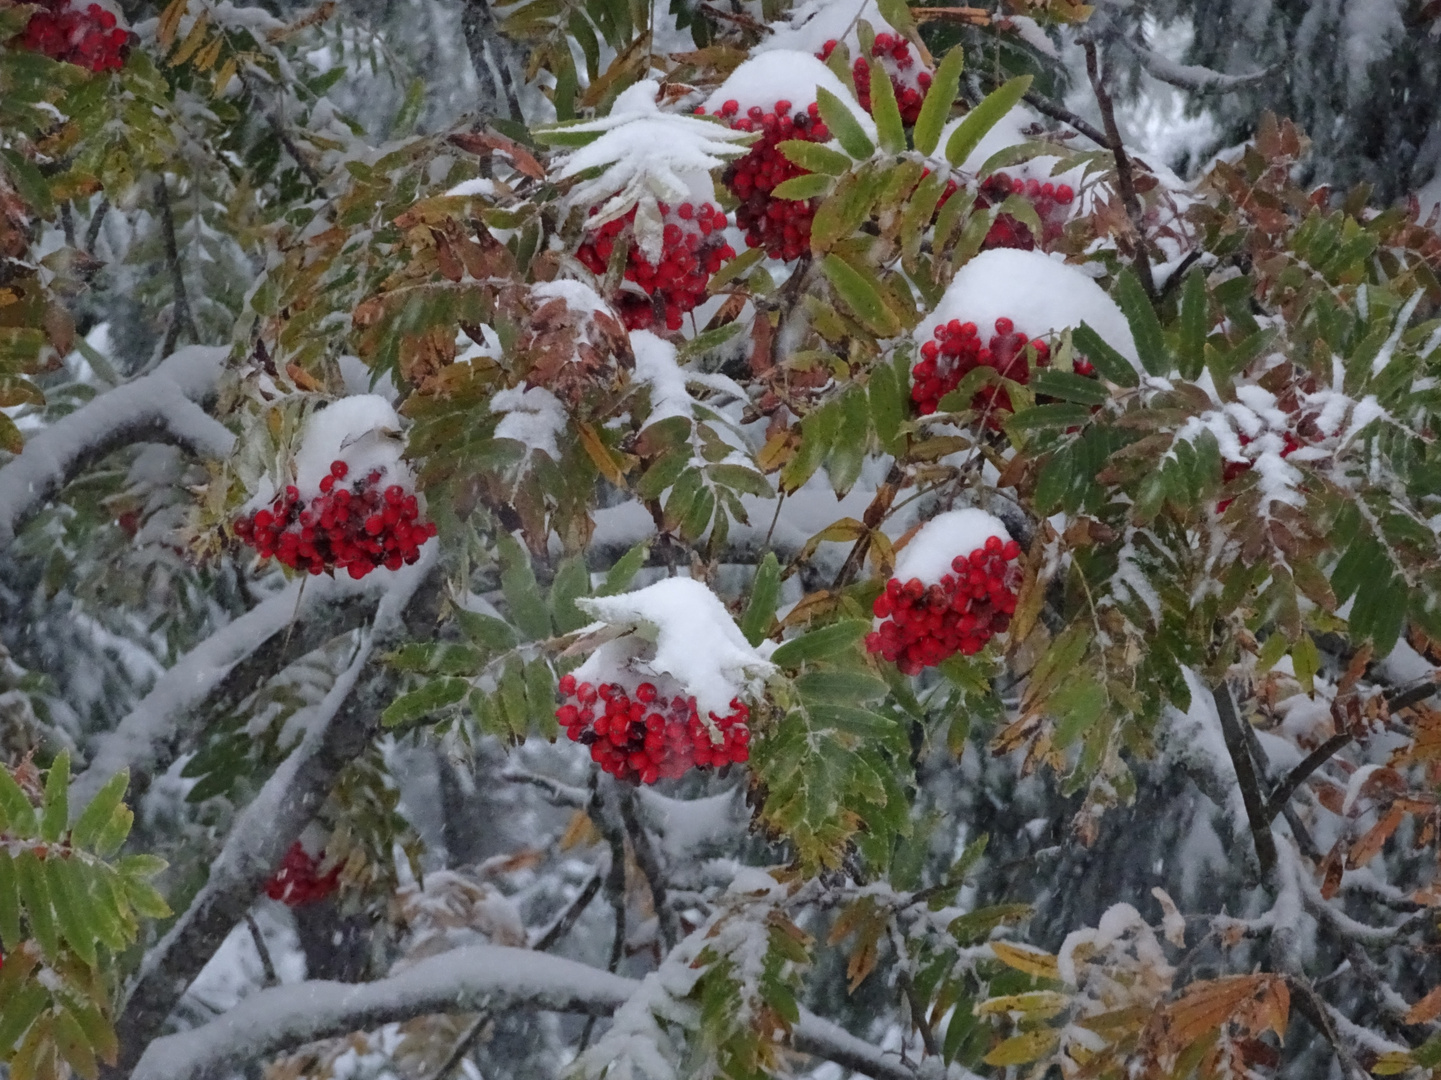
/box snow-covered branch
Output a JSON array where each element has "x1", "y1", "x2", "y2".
[
  {"x1": 1121, "y1": 37, "x2": 1273, "y2": 93},
  {"x1": 71, "y1": 572, "x2": 387, "y2": 810},
  {"x1": 0, "y1": 345, "x2": 234, "y2": 547},
  {"x1": 111, "y1": 555, "x2": 440, "y2": 1072},
  {"x1": 130, "y1": 942, "x2": 920, "y2": 1080}
]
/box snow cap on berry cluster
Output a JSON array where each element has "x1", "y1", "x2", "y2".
[
  {"x1": 289, "y1": 395, "x2": 411, "y2": 501},
  {"x1": 700, "y1": 51, "x2": 878, "y2": 140},
  {"x1": 893, "y1": 508, "x2": 1012, "y2": 587},
  {"x1": 553, "y1": 79, "x2": 753, "y2": 260},
  {"x1": 573, "y1": 578, "x2": 775, "y2": 721},
  {"x1": 916, "y1": 249, "x2": 1141, "y2": 371},
  {"x1": 756, "y1": 0, "x2": 899, "y2": 56}
]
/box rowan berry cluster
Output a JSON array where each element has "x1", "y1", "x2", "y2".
[
  {"x1": 576, "y1": 201, "x2": 736, "y2": 331},
  {"x1": 979, "y1": 175, "x2": 1075, "y2": 251},
  {"x1": 16, "y1": 1, "x2": 128, "y2": 72},
  {"x1": 697, "y1": 98, "x2": 831, "y2": 260},
  {"x1": 866, "y1": 535, "x2": 1022, "y2": 675},
  {"x1": 232, "y1": 460, "x2": 437, "y2": 579},
  {"x1": 265, "y1": 841, "x2": 341, "y2": 907},
  {"x1": 819, "y1": 34, "x2": 932, "y2": 125},
  {"x1": 555, "y1": 673, "x2": 750, "y2": 785},
  {"x1": 912, "y1": 316, "x2": 1093, "y2": 419}
]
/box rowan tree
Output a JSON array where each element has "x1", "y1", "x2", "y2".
[{"x1": 3, "y1": 2, "x2": 1441, "y2": 1080}]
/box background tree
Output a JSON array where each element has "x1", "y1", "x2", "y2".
[{"x1": 3, "y1": 2, "x2": 1441, "y2": 1080}]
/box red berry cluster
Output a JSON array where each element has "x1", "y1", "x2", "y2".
[
  {"x1": 697, "y1": 98, "x2": 831, "y2": 261},
  {"x1": 16, "y1": 1, "x2": 128, "y2": 72},
  {"x1": 556, "y1": 673, "x2": 750, "y2": 785},
  {"x1": 576, "y1": 201, "x2": 736, "y2": 332},
  {"x1": 912, "y1": 316, "x2": 1094, "y2": 420},
  {"x1": 819, "y1": 34, "x2": 932, "y2": 125},
  {"x1": 866, "y1": 535, "x2": 1022, "y2": 675},
  {"x1": 265, "y1": 841, "x2": 341, "y2": 907},
  {"x1": 978, "y1": 175, "x2": 1075, "y2": 251},
  {"x1": 232, "y1": 460, "x2": 437, "y2": 579}
]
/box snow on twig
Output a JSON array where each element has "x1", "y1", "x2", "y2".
[
  {"x1": 0, "y1": 344, "x2": 233, "y2": 547},
  {"x1": 1119, "y1": 36, "x2": 1273, "y2": 93}
]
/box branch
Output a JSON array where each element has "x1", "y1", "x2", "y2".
[
  {"x1": 235, "y1": 65, "x2": 326, "y2": 189},
  {"x1": 1261, "y1": 731, "x2": 1353, "y2": 825},
  {"x1": 110, "y1": 557, "x2": 441, "y2": 1073},
  {"x1": 1020, "y1": 90, "x2": 1111, "y2": 149},
  {"x1": 0, "y1": 345, "x2": 233, "y2": 548},
  {"x1": 1211, "y1": 681, "x2": 1278, "y2": 878},
  {"x1": 155, "y1": 175, "x2": 199, "y2": 354},
  {"x1": 460, "y1": 0, "x2": 523, "y2": 123},
  {"x1": 619, "y1": 785, "x2": 678, "y2": 951},
  {"x1": 1119, "y1": 37, "x2": 1273, "y2": 93},
  {"x1": 71, "y1": 576, "x2": 381, "y2": 809},
  {"x1": 129, "y1": 943, "x2": 919, "y2": 1080},
  {"x1": 1082, "y1": 40, "x2": 1157, "y2": 298}
]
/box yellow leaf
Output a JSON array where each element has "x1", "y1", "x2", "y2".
[
  {"x1": 157, "y1": 0, "x2": 187, "y2": 50},
  {"x1": 213, "y1": 56, "x2": 237, "y2": 95},
  {"x1": 989, "y1": 941, "x2": 1061, "y2": 981},
  {"x1": 168, "y1": 9, "x2": 211, "y2": 67},
  {"x1": 194, "y1": 34, "x2": 223, "y2": 72},
  {"x1": 575, "y1": 422, "x2": 630, "y2": 487},
  {"x1": 983, "y1": 1028, "x2": 1059, "y2": 1066},
  {"x1": 975, "y1": 991, "x2": 1069, "y2": 1019},
  {"x1": 1372, "y1": 1051, "x2": 1414, "y2": 1075}
]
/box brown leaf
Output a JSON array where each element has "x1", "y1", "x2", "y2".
[
  {"x1": 1347, "y1": 805, "x2": 1407, "y2": 869},
  {"x1": 446, "y1": 132, "x2": 546, "y2": 181}
]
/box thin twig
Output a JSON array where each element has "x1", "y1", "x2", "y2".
[
  {"x1": 1288, "y1": 976, "x2": 1369, "y2": 1079},
  {"x1": 532, "y1": 871, "x2": 605, "y2": 952},
  {"x1": 1082, "y1": 40, "x2": 1156, "y2": 298},
  {"x1": 426, "y1": 1015, "x2": 488, "y2": 1080},
  {"x1": 244, "y1": 913, "x2": 278, "y2": 987},
  {"x1": 235, "y1": 65, "x2": 326, "y2": 189},
  {"x1": 1020, "y1": 91, "x2": 1110, "y2": 149},
  {"x1": 1262, "y1": 731, "x2": 1352, "y2": 825},
  {"x1": 155, "y1": 175, "x2": 199, "y2": 356},
  {"x1": 888, "y1": 925, "x2": 938, "y2": 1057},
  {"x1": 1211, "y1": 681, "x2": 1277, "y2": 878},
  {"x1": 618, "y1": 787, "x2": 678, "y2": 951},
  {"x1": 83, "y1": 195, "x2": 109, "y2": 255}
]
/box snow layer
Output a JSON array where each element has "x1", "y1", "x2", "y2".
[
  {"x1": 290, "y1": 395, "x2": 409, "y2": 501},
  {"x1": 757, "y1": 0, "x2": 893, "y2": 56},
  {"x1": 0, "y1": 345, "x2": 233, "y2": 546},
  {"x1": 893, "y1": 509, "x2": 1010, "y2": 585},
  {"x1": 915, "y1": 249, "x2": 1141, "y2": 369},
  {"x1": 701, "y1": 51, "x2": 877, "y2": 140},
  {"x1": 491, "y1": 385, "x2": 565, "y2": 458},
  {"x1": 574, "y1": 578, "x2": 776, "y2": 718}
]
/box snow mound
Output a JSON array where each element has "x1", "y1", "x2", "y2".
[
  {"x1": 916, "y1": 249, "x2": 1140, "y2": 370},
  {"x1": 553, "y1": 79, "x2": 752, "y2": 257},
  {"x1": 893, "y1": 509, "x2": 1010, "y2": 585},
  {"x1": 491, "y1": 385, "x2": 565, "y2": 459},
  {"x1": 574, "y1": 578, "x2": 776, "y2": 720},
  {"x1": 290, "y1": 395, "x2": 410, "y2": 500},
  {"x1": 701, "y1": 51, "x2": 877, "y2": 139}
]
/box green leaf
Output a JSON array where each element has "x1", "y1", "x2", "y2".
[
  {"x1": 382, "y1": 677, "x2": 469, "y2": 727},
  {"x1": 15, "y1": 850, "x2": 58, "y2": 959},
  {"x1": 795, "y1": 671, "x2": 890, "y2": 703},
  {"x1": 0, "y1": 849, "x2": 21, "y2": 950},
  {"x1": 913, "y1": 47, "x2": 963, "y2": 156},
  {"x1": 71, "y1": 771, "x2": 129, "y2": 851},
  {"x1": 1177, "y1": 266, "x2": 1208, "y2": 379},
  {"x1": 780, "y1": 400, "x2": 840, "y2": 493},
  {"x1": 1005, "y1": 402, "x2": 1093, "y2": 432},
  {"x1": 121, "y1": 877, "x2": 172, "y2": 920},
  {"x1": 1072, "y1": 322, "x2": 1139, "y2": 388},
  {"x1": 821, "y1": 252, "x2": 901, "y2": 337},
  {"x1": 550, "y1": 557, "x2": 592, "y2": 634},
  {"x1": 771, "y1": 620, "x2": 870, "y2": 667},
  {"x1": 707, "y1": 246, "x2": 766, "y2": 293},
  {"x1": 600, "y1": 541, "x2": 649, "y2": 595},
  {"x1": 815, "y1": 86, "x2": 875, "y2": 160},
  {"x1": 777, "y1": 139, "x2": 853, "y2": 176},
  {"x1": 741, "y1": 552, "x2": 782, "y2": 646},
  {"x1": 0, "y1": 765, "x2": 39, "y2": 838},
  {"x1": 524, "y1": 660, "x2": 559, "y2": 738},
  {"x1": 0, "y1": 983, "x2": 47, "y2": 1058},
  {"x1": 1292, "y1": 634, "x2": 1321, "y2": 697},
  {"x1": 772, "y1": 172, "x2": 834, "y2": 201},
  {"x1": 1114, "y1": 268, "x2": 1169, "y2": 376},
  {"x1": 827, "y1": 387, "x2": 870, "y2": 495},
  {"x1": 46, "y1": 856, "x2": 96, "y2": 967},
  {"x1": 945, "y1": 75, "x2": 1032, "y2": 168},
  {"x1": 867, "y1": 56, "x2": 905, "y2": 153},
  {"x1": 1029, "y1": 369, "x2": 1109, "y2": 406},
  {"x1": 92, "y1": 804, "x2": 133, "y2": 859},
  {"x1": 499, "y1": 534, "x2": 553, "y2": 640},
  {"x1": 455, "y1": 608, "x2": 519, "y2": 652},
  {"x1": 869, "y1": 356, "x2": 906, "y2": 455}
]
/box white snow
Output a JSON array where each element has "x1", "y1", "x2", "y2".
[
  {"x1": 289, "y1": 395, "x2": 409, "y2": 501},
  {"x1": 892, "y1": 509, "x2": 1010, "y2": 585},
  {"x1": 701, "y1": 51, "x2": 877, "y2": 140},
  {"x1": 553, "y1": 79, "x2": 752, "y2": 258},
  {"x1": 491, "y1": 385, "x2": 566, "y2": 458},
  {"x1": 632, "y1": 330, "x2": 696, "y2": 426},
  {"x1": 573, "y1": 578, "x2": 776, "y2": 720},
  {"x1": 915, "y1": 249, "x2": 1141, "y2": 370},
  {"x1": 757, "y1": 0, "x2": 894, "y2": 56}
]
